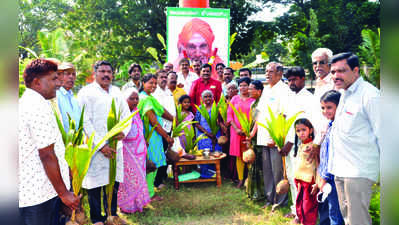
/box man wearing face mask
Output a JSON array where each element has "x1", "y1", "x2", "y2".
[
  {"x1": 77, "y1": 60, "x2": 130, "y2": 225},
  {"x1": 152, "y1": 69, "x2": 177, "y2": 189}
]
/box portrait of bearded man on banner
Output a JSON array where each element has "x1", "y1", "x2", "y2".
[{"x1": 173, "y1": 18, "x2": 225, "y2": 79}]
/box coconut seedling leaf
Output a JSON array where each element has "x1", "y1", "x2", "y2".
[
  {"x1": 257, "y1": 106, "x2": 302, "y2": 149},
  {"x1": 218, "y1": 94, "x2": 228, "y2": 123},
  {"x1": 229, "y1": 102, "x2": 252, "y2": 137}
]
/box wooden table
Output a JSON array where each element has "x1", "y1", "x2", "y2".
[{"x1": 173, "y1": 153, "x2": 226, "y2": 190}]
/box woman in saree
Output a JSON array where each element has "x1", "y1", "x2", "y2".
[
  {"x1": 137, "y1": 74, "x2": 174, "y2": 201},
  {"x1": 246, "y1": 80, "x2": 266, "y2": 201},
  {"x1": 194, "y1": 90, "x2": 224, "y2": 178},
  {"x1": 227, "y1": 77, "x2": 255, "y2": 188},
  {"x1": 117, "y1": 88, "x2": 150, "y2": 213}
]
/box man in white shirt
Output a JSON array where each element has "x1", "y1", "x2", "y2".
[
  {"x1": 163, "y1": 62, "x2": 174, "y2": 73},
  {"x1": 222, "y1": 67, "x2": 237, "y2": 97},
  {"x1": 312, "y1": 48, "x2": 335, "y2": 101},
  {"x1": 329, "y1": 52, "x2": 380, "y2": 225},
  {"x1": 256, "y1": 62, "x2": 290, "y2": 210},
  {"x1": 78, "y1": 60, "x2": 130, "y2": 225},
  {"x1": 19, "y1": 59, "x2": 80, "y2": 225},
  {"x1": 121, "y1": 63, "x2": 142, "y2": 92},
  {"x1": 152, "y1": 69, "x2": 177, "y2": 188},
  {"x1": 177, "y1": 58, "x2": 199, "y2": 93},
  {"x1": 280, "y1": 66, "x2": 319, "y2": 219}
]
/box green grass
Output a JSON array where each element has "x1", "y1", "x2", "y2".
[
  {"x1": 82, "y1": 178, "x2": 293, "y2": 225},
  {"x1": 82, "y1": 178, "x2": 380, "y2": 225}
]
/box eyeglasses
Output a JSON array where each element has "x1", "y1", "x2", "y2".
[{"x1": 312, "y1": 60, "x2": 327, "y2": 66}]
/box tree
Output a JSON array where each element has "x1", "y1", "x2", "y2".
[
  {"x1": 358, "y1": 28, "x2": 380, "y2": 88},
  {"x1": 18, "y1": 0, "x2": 72, "y2": 58}
]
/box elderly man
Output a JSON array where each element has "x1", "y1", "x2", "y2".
[
  {"x1": 192, "y1": 59, "x2": 202, "y2": 76},
  {"x1": 239, "y1": 68, "x2": 252, "y2": 79},
  {"x1": 189, "y1": 63, "x2": 222, "y2": 112},
  {"x1": 222, "y1": 67, "x2": 236, "y2": 97},
  {"x1": 167, "y1": 71, "x2": 186, "y2": 105},
  {"x1": 77, "y1": 60, "x2": 130, "y2": 225},
  {"x1": 329, "y1": 52, "x2": 380, "y2": 225},
  {"x1": 152, "y1": 69, "x2": 177, "y2": 189},
  {"x1": 19, "y1": 59, "x2": 80, "y2": 225},
  {"x1": 215, "y1": 63, "x2": 226, "y2": 82},
  {"x1": 256, "y1": 62, "x2": 290, "y2": 210},
  {"x1": 280, "y1": 66, "x2": 320, "y2": 220},
  {"x1": 174, "y1": 18, "x2": 224, "y2": 79},
  {"x1": 122, "y1": 63, "x2": 142, "y2": 92},
  {"x1": 163, "y1": 62, "x2": 174, "y2": 73},
  {"x1": 56, "y1": 62, "x2": 81, "y2": 132},
  {"x1": 312, "y1": 48, "x2": 335, "y2": 100},
  {"x1": 177, "y1": 58, "x2": 199, "y2": 94}
]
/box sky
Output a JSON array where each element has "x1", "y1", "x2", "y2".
[{"x1": 248, "y1": 2, "x2": 291, "y2": 22}]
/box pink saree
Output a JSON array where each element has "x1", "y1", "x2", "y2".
[{"x1": 117, "y1": 110, "x2": 150, "y2": 213}]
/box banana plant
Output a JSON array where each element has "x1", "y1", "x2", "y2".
[{"x1": 257, "y1": 106, "x2": 302, "y2": 149}]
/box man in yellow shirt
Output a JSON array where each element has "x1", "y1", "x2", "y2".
[{"x1": 167, "y1": 71, "x2": 186, "y2": 105}]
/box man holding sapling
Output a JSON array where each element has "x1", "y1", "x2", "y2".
[
  {"x1": 77, "y1": 60, "x2": 130, "y2": 225},
  {"x1": 256, "y1": 62, "x2": 290, "y2": 210},
  {"x1": 19, "y1": 59, "x2": 80, "y2": 225},
  {"x1": 153, "y1": 69, "x2": 176, "y2": 189},
  {"x1": 56, "y1": 62, "x2": 81, "y2": 133}
]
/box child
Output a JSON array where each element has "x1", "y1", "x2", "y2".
[
  {"x1": 178, "y1": 95, "x2": 195, "y2": 151},
  {"x1": 293, "y1": 118, "x2": 318, "y2": 225},
  {"x1": 316, "y1": 90, "x2": 344, "y2": 225}
]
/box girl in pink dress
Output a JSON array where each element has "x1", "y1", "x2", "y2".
[
  {"x1": 227, "y1": 77, "x2": 255, "y2": 188},
  {"x1": 117, "y1": 88, "x2": 150, "y2": 213}
]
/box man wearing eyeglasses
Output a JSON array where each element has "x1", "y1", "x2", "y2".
[{"x1": 312, "y1": 48, "x2": 336, "y2": 101}]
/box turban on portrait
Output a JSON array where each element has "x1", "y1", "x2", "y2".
[{"x1": 178, "y1": 18, "x2": 215, "y2": 51}]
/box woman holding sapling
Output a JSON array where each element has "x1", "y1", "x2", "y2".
[
  {"x1": 137, "y1": 74, "x2": 174, "y2": 201},
  {"x1": 227, "y1": 77, "x2": 255, "y2": 188},
  {"x1": 194, "y1": 90, "x2": 223, "y2": 178},
  {"x1": 246, "y1": 80, "x2": 266, "y2": 201},
  {"x1": 117, "y1": 88, "x2": 150, "y2": 213}
]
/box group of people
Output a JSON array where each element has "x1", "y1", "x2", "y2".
[{"x1": 19, "y1": 47, "x2": 380, "y2": 225}]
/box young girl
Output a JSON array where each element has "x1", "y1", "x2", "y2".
[
  {"x1": 316, "y1": 90, "x2": 344, "y2": 225},
  {"x1": 178, "y1": 95, "x2": 195, "y2": 151},
  {"x1": 293, "y1": 118, "x2": 318, "y2": 225}
]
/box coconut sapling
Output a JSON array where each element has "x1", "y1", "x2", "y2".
[
  {"x1": 194, "y1": 90, "x2": 222, "y2": 153},
  {"x1": 257, "y1": 106, "x2": 302, "y2": 194},
  {"x1": 216, "y1": 94, "x2": 229, "y2": 145}
]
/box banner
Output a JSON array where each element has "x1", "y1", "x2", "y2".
[{"x1": 167, "y1": 7, "x2": 230, "y2": 77}]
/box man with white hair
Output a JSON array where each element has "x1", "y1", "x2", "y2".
[
  {"x1": 163, "y1": 62, "x2": 174, "y2": 73},
  {"x1": 312, "y1": 48, "x2": 335, "y2": 100}
]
